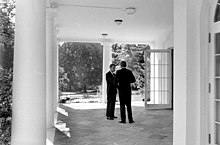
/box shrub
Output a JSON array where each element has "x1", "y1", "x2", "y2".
[{"x1": 0, "y1": 67, "x2": 13, "y2": 145}]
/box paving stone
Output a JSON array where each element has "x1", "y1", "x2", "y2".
[
  {"x1": 148, "y1": 134, "x2": 168, "y2": 140},
  {"x1": 50, "y1": 103, "x2": 173, "y2": 145}
]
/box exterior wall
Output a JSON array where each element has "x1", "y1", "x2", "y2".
[
  {"x1": 186, "y1": 0, "x2": 203, "y2": 144},
  {"x1": 174, "y1": 0, "x2": 209, "y2": 144},
  {"x1": 200, "y1": 0, "x2": 210, "y2": 144},
  {"x1": 173, "y1": 1, "x2": 187, "y2": 144}
]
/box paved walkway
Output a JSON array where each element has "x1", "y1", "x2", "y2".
[{"x1": 48, "y1": 102, "x2": 173, "y2": 145}]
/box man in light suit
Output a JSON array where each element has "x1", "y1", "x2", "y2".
[
  {"x1": 116, "y1": 61, "x2": 135, "y2": 123},
  {"x1": 106, "y1": 64, "x2": 117, "y2": 120}
]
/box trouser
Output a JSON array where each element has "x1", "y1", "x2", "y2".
[
  {"x1": 119, "y1": 95, "x2": 133, "y2": 122},
  {"x1": 106, "y1": 94, "x2": 116, "y2": 117}
]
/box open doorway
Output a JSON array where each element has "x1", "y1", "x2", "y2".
[
  {"x1": 112, "y1": 43, "x2": 148, "y2": 108},
  {"x1": 145, "y1": 48, "x2": 173, "y2": 109},
  {"x1": 58, "y1": 42, "x2": 103, "y2": 104}
]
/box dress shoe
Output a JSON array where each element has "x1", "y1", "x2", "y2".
[
  {"x1": 119, "y1": 121, "x2": 126, "y2": 123},
  {"x1": 113, "y1": 116, "x2": 118, "y2": 119},
  {"x1": 107, "y1": 117, "x2": 114, "y2": 120},
  {"x1": 129, "y1": 120, "x2": 134, "y2": 123}
]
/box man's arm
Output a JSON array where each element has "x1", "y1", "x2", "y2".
[
  {"x1": 106, "y1": 73, "x2": 114, "y2": 84},
  {"x1": 130, "y1": 71, "x2": 136, "y2": 83}
]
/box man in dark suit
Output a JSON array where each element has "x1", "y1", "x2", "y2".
[
  {"x1": 116, "y1": 61, "x2": 135, "y2": 123},
  {"x1": 106, "y1": 64, "x2": 117, "y2": 120}
]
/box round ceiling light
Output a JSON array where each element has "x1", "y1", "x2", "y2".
[
  {"x1": 124, "y1": 7, "x2": 136, "y2": 15},
  {"x1": 102, "y1": 33, "x2": 108, "y2": 37},
  {"x1": 114, "y1": 19, "x2": 123, "y2": 25}
]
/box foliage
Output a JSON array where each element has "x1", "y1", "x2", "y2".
[
  {"x1": 59, "y1": 42, "x2": 103, "y2": 92},
  {"x1": 0, "y1": 1, "x2": 15, "y2": 144},
  {"x1": 0, "y1": 0, "x2": 15, "y2": 70},
  {"x1": 0, "y1": 66, "x2": 13, "y2": 145},
  {"x1": 59, "y1": 66, "x2": 70, "y2": 92},
  {"x1": 112, "y1": 44, "x2": 148, "y2": 90}
]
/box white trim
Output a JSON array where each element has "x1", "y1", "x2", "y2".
[
  {"x1": 215, "y1": 121, "x2": 220, "y2": 125},
  {"x1": 200, "y1": 0, "x2": 212, "y2": 144},
  {"x1": 214, "y1": 99, "x2": 220, "y2": 101}
]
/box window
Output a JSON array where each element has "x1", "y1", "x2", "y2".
[
  {"x1": 215, "y1": 33, "x2": 220, "y2": 144},
  {"x1": 215, "y1": 2, "x2": 220, "y2": 22}
]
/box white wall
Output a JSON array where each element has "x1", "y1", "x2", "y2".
[
  {"x1": 174, "y1": 0, "x2": 208, "y2": 145},
  {"x1": 186, "y1": 0, "x2": 202, "y2": 144},
  {"x1": 200, "y1": 0, "x2": 210, "y2": 144},
  {"x1": 174, "y1": 1, "x2": 187, "y2": 144}
]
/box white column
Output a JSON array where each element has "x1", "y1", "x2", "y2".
[
  {"x1": 46, "y1": 11, "x2": 56, "y2": 129},
  {"x1": 11, "y1": 0, "x2": 46, "y2": 145},
  {"x1": 173, "y1": 0, "x2": 187, "y2": 144},
  {"x1": 102, "y1": 41, "x2": 113, "y2": 103},
  {"x1": 53, "y1": 38, "x2": 59, "y2": 124}
]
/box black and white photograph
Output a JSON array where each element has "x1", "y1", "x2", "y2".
[{"x1": 0, "y1": 0, "x2": 220, "y2": 145}]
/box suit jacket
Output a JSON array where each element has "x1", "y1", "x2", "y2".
[
  {"x1": 116, "y1": 68, "x2": 135, "y2": 93},
  {"x1": 106, "y1": 71, "x2": 117, "y2": 95}
]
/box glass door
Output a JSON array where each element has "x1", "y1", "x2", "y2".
[
  {"x1": 209, "y1": 1, "x2": 220, "y2": 144},
  {"x1": 214, "y1": 32, "x2": 220, "y2": 144},
  {"x1": 145, "y1": 49, "x2": 172, "y2": 109}
]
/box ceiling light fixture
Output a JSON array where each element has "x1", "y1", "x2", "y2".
[
  {"x1": 114, "y1": 19, "x2": 123, "y2": 25},
  {"x1": 102, "y1": 33, "x2": 108, "y2": 37},
  {"x1": 124, "y1": 7, "x2": 136, "y2": 15}
]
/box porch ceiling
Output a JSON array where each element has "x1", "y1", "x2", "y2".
[{"x1": 49, "y1": 0, "x2": 173, "y2": 43}]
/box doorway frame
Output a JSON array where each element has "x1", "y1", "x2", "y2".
[
  {"x1": 208, "y1": 0, "x2": 220, "y2": 144},
  {"x1": 201, "y1": 0, "x2": 219, "y2": 144},
  {"x1": 144, "y1": 49, "x2": 173, "y2": 109}
]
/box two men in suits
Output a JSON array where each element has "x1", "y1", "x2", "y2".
[
  {"x1": 106, "y1": 61, "x2": 136, "y2": 123},
  {"x1": 106, "y1": 64, "x2": 118, "y2": 120},
  {"x1": 116, "y1": 61, "x2": 136, "y2": 123}
]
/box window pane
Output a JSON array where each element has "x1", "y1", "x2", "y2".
[
  {"x1": 216, "y1": 78, "x2": 220, "y2": 99},
  {"x1": 215, "y1": 56, "x2": 220, "y2": 76},
  {"x1": 216, "y1": 124, "x2": 220, "y2": 144},
  {"x1": 216, "y1": 101, "x2": 220, "y2": 122},
  {"x1": 216, "y1": 33, "x2": 220, "y2": 54},
  {"x1": 215, "y1": 4, "x2": 220, "y2": 22},
  {"x1": 216, "y1": 34, "x2": 220, "y2": 76}
]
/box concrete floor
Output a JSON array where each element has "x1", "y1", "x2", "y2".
[{"x1": 47, "y1": 102, "x2": 173, "y2": 145}]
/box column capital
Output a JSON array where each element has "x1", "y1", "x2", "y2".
[
  {"x1": 46, "y1": 9, "x2": 57, "y2": 21},
  {"x1": 101, "y1": 38, "x2": 114, "y2": 46}
]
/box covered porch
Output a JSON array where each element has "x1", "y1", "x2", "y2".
[{"x1": 11, "y1": 0, "x2": 212, "y2": 145}]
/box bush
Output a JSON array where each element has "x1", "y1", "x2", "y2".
[{"x1": 0, "y1": 67, "x2": 13, "y2": 145}]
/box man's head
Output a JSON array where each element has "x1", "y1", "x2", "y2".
[
  {"x1": 120, "y1": 61, "x2": 127, "y2": 68},
  {"x1": 109, "y1": 64, "x2": 116, "y2": 72}
]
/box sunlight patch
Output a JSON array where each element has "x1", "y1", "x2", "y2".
[
  {"x1": 46, "y1": 127, "x2": 56, "y2": 145},
  {"x1": 55, "y1": 120, "x2": 71, "y2": 137},
  {"x1": 57, "y1": 106, "x2": 68, "y2": 116},
  {"x1": 64, "y1": 103, "x2": 120, "y2": 110},
  {"x1": 131, "y1": 101, "x2": 145, "y2": 107},
  {"x1": 46, "y1": 139, "x2": 54, "y2": 145}
]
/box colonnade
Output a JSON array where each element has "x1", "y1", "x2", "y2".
[{"x1": 11, "y1": 1, "x2": 112, "y2": 144}]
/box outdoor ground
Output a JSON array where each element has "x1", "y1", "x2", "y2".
[{"x1": 47, "y1": 92, "x2": 173, "y2": 145}]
